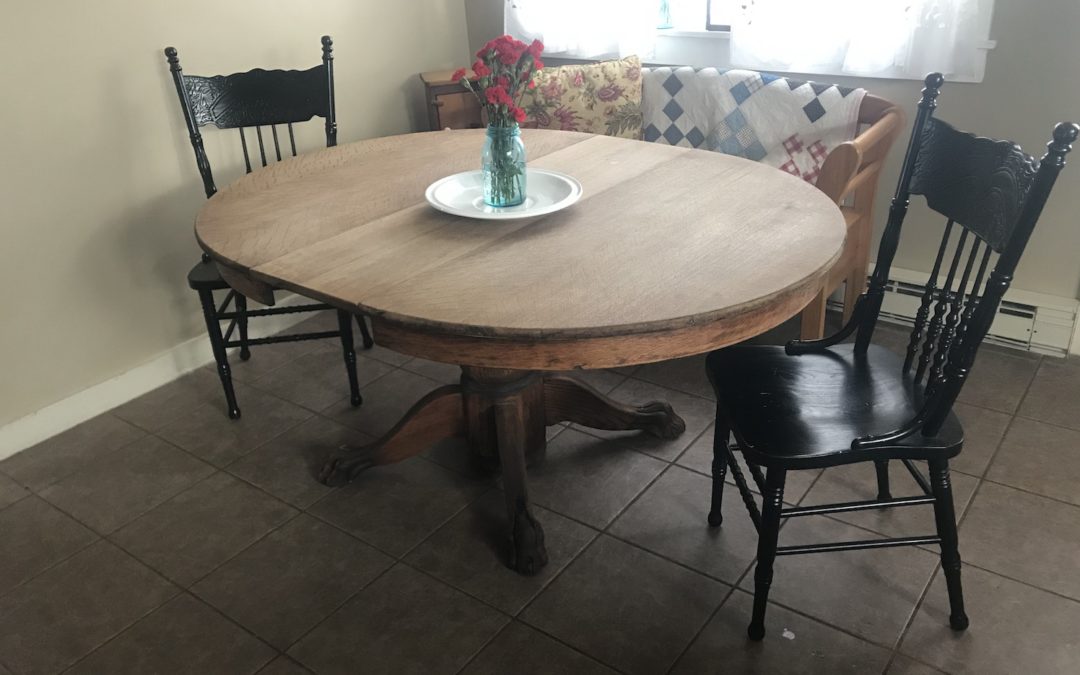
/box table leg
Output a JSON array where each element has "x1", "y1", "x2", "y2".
[
  {"x1": 317, "y1": 367, "x2": 686, "y2": 575},
  {"x1": 318, "y1": 384, "x2": 465, "y2": 486}
]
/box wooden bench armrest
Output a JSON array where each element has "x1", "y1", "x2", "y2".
[{"x1": 817, "y1": 96, "x2": 906, "y2": 206}]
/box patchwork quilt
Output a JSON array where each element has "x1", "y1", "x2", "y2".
[{"x1": 641, "y1": 67, "x2": 866, "y2": 185}]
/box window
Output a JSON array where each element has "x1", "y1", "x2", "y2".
[{"x1": 507, "y1": 0, "x2": 996, "y2": 82}]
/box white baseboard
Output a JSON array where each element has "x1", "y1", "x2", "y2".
[
  {"x1": 0, "y1": 294, "x2": 314, "y2": 462},
  {"x1": 1071, "y1": 314, "x2": 1080, "y2": 356}
]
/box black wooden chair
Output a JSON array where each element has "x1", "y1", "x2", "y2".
[
  {"x1": 165, "y1": 36, "x2": 373, "y2": 419},
  {"x1": 704, "y1": 73, "x2": 1077, "y2": 641}
]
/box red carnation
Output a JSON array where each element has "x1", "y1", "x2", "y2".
[
  {"x1": 485, "y1": 85, "x2": 513, "y2": 106},
  {"x1": 471, "y1": 59, "x2": 491, "y2": 78},
  {"x1": 451, "y1": 68, "x2": 466, "y2": 82}
]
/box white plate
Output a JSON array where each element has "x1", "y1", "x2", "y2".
[{"x1": 425, "y1": 168, "x2": 583, "y2": 221}]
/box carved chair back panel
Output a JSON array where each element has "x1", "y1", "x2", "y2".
[
  {"x1": 909, "y1": 118, "x2": 1040, "y2": 253},
  {"x1": 183, "y1": 67, "x2": 330, "y2": 129}
]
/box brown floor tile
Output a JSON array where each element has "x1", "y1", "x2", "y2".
[
  {"x1": 959, "y1": 481, "x2": 1080, "y2": 601},
  {"x1": 0, "y1": 471, "x2": 29, "y2": 511},
  {"x1": 222, "y1": 337, "x2": 330, "y2": 384},
  {"x1": 113, "y1": 368, "x2": 224, "y2": 432},
  {"x1": 0, "y1": 540, "x2": 177, "y2": 675},
  {"x1": 406, "y1": 490, "x2": 598, "y2": 615},
  {"x1": 66, "y1": 594, "x2": 275, "y2": 675},
  {"x1": 901, "y1": 565, "x2": 1080, "y2": 675},
  {"x1": 522, "y1": 535, "x2": 729, "y2": 675},
  {"x1": 363, "y1": 342, "x2": 413, "y2": 367},
  {"x1": 0, "y1": 495, "x2": 97, "y2": 597},
  {"x1": 324, "y1": 369, "x2": 443, "y2": 438},
  {"x1": 461, "y1": 621, "x2": 616, "y2": 675},
  {"x1": 39, "y1": 436, "x2": 214, "y2": 534},
  {"x1": 632, "y1": 353, "x2": 714, "y2": 399},
  {"x1": 1, "y1": 414, "x2": 145, "y2": 490},
  {"x1": 800, "y1": 461, "x2": 978, "y2": 540},
  {"x1": 672, "y1": 590, "x2": 892, "y2": 674},
  {"x1": 741, "y1": 516, "x2": 940, "y2": 646},
  {"x1": 257, "y1": 656, "x2": 314, "y2": 675},
  {"x1": 156, "y1": 383, "x2": 313, "y2": 467},
  {"x1": 289, "y1": 564, "x2": 507, "y2": 675},
  {"x1": 250, "y1": 350, "x2": 393, "y2": 412},
  {"x1": 193, "y1": 515, "x2": 392, "y2": 650},
  {"x1": 401, "y1": 357, "x2": 461, "y2": 384},
  {"x1": 886, "y1": 655, "x2": 949, "y2": 674},
  {"x1": 609, "y1": 465, "x2": 758, "y2": 584},
  {"x1": 986, "y1": 416, "x2": 1080, "y2": 506},
  {"x1": 956, "y1": 349, "x2": 1039, "y2": 414},
  {"x1": 309, "y1": 457, "x2": 489, "y2": 557},
  {"x1": 524, "y1": 428, "x2": 666, "y2": 529},
  {"x1": 111, "y1": 473, "x2": 297, "y2": 586},
  {"x1": 675, "y1": 427, "x2": 822, "y2": 504},
  {"x1": 950, "y1": 402, "x2": 1011, "y2": 477},
  {"x1": 576, "y1": 378, "x2": 715, "y2": 461},
  {"x1": 1017, "y1": 357, "x2": 1080, "y2": 431},
  {"x1": 227, "y1": 416, "x2": 373, "y2": 509}
]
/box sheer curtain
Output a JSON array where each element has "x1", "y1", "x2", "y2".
[
  {"x1": 505, "y1": 0, "x2": 659, "y2": 59},
  {"x1": 730, "y1": 0, "x2": 991, "y2": 80}
]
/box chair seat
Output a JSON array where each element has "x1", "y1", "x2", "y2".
[
  {"x1": 706, "y1": 343, "x2": 963, "y2": 469},
  {"x1": 187, "y1": 258, "x2": 231, "y2": 290}
]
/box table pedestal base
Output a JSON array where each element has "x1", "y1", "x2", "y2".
[{"x1": 319, "y1": 367, "x2": 686, "y2": 575}]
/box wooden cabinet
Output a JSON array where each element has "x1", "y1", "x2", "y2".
[{"x1": 420, "y1": 70, "x2": 483, "y2": 131}]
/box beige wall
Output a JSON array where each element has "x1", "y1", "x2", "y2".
[
  {"x1": 0, "y1": 1, "x2": 469, "y2": 427},
  {"x1": 469, "y1": 0, "x2": 1080, "y2": 300}
]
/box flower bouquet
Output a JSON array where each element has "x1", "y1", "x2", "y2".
[{"x1": 452, "y1": 35, "x2": 544, "y2": 207}]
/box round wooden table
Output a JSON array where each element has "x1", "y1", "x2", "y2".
[{"x1": 196, "y1": 128, "x2": 845, "y2": 574}]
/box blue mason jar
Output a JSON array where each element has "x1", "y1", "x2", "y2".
[{"x1": 482, "y1": 124, "x2": 527, "y2": 207}]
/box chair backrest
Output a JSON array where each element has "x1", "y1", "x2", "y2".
[
  {"x1": 164, "y1": 36, "x2": 337, "y2": 198},
  {"x1": 855, "y1": 73, "x2": 1077, "y2": 440}
]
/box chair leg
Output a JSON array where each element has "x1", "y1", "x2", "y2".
[
  {"x1": 929, "y1": 459, "x2": 969, "y2": 631},
  {"x1": 748, "y1": 467, "x2": 786, "y2": 641},
  {"x1": 235, "y1": 293, "x2": 251, "y2": 361},
  {"x1": 799, "y1": 289, "x2": 828, "y2": 340},
  {"x1": 874, "y1": 460, "x2": 892, "y2": 500},
  {"x1": 337, "y1": 310, "x2": 363, "y2": 407},
  {"x1": 197, "y1": 288, "x2": 241, "y2": 419},
  {"x1": 356, "y1": 314, "x2": 374, "y2": 350},
  {"x1": 708, "y1": 409, "x2": 730, "y2": 527},
  {"x1": 841, "y1": 271, "x2": 864, "y2": 323}
]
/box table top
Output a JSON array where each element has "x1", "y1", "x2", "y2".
[{"x1": 196, "y1": 129, "x2": 845, "y2": 369}]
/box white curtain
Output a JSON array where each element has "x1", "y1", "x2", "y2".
[
  {"x1": 505, "y1": 0, "x2": 659, "y2": 59},
  {"x1": 730, "y1": 0, "x2": 990, "y2": 80}
]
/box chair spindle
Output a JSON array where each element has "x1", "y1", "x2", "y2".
[
  {"x1": 238, "y1": 128, "x2": 253, "y2": 173},
  {"x1": 255, "y1": 126, "x2": 268, "y2": 167},
  {"x1": 952, "y1": 246, "x2": 994, "y2": 358},
  {"x1": 916, "y1": 227, "x2": 968, "y2": 383},
  {"x1": 929, "y1": 236, "x2": 982, "y2": 391},
  {"x1": 271, "y1": 125, "x2": 283, "y2": 162},
  {"x1": 904, "y1": 220, "x2": 954, "y2": 373},
  {"x1": 288, "y1": 123, "x2": 298, "y2": 156}
]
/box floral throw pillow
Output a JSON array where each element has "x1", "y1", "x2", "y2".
[{"x1": 520, "y1": 56, "x2": 643, "y2": 139}]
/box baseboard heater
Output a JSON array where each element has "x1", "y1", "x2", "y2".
[{"x1": 827, "y1": 267, "x2": 1078, "y2": 357}]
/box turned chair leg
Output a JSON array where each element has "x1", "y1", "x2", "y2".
[
  {"x1": 709, "y1": 409, "x2": 730, "y2": 527},
  {"x1": 874, "y1": 459, "x2": 892, "y2": 500},
  {"x1": 336, "y1": 310, "x2": 362, "y2": 407},
  {"x1": 749, "y1": 467, "x2": 786, "y2": 641},
  {"x1": 356, "y1": 314, "x2": 374, "y2": 350},
  {"x1": 235, "y1": 293, "x2": 251, "y2": 361},
  {"x1": 197, "y1": 288, "x2": 240, "y2": 419},
  {"x1": 929, "y1": 459, "x2": 969, "y2": 631}
]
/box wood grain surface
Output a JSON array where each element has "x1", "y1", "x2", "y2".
[{"x1": 195, "y1": 129, "x2": 845, "y2": 369}]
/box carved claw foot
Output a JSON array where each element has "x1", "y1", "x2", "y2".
[
  {"x1": 635, "y1": 400, "x2": 687, "y2": 440},
  {"x1": 507, "y1": 497, "x2": 548, "y2": 575},
  {"x1": 318, "y1": 446, "x2": 376, "y2": 487}
]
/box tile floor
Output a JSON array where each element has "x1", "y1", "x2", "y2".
[{"x1": 2, "y1": 311, "x2": 1079, "y2": 675}]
